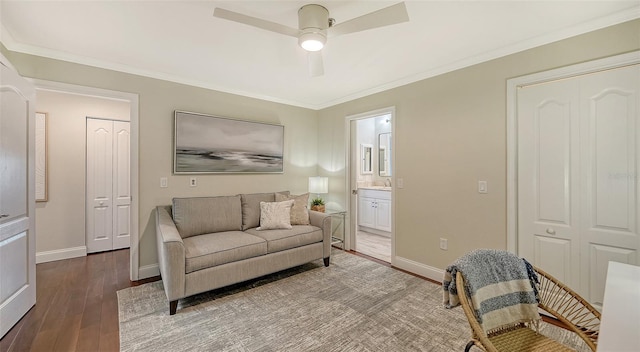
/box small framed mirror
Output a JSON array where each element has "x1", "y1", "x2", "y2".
[
  {"x1": 378, "y1": 133, "x2": 392, "y2": 176},
  {"x1": 361, "y1": 144, "x2": 373, "y2": 174}
]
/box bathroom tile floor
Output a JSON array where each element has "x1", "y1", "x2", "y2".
[{"x1": 356, "y1": 231, "x2": 391, "y2": 263}]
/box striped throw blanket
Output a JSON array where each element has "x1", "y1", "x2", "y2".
[{"x1": 443, "y1": 249, "x2": 540, "y2": 334}]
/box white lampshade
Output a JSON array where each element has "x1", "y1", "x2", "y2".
[{"x1": 308, "y1": 176, "x2": 328, "y2": 194}]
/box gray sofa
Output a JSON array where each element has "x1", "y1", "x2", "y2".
[{"x1": 155, "y1": 191, "x2": 332, "y2": 315}]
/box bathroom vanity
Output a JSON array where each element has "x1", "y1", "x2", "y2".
[{"x1": 358, "y1": 187, "x2": 392, "y2": 235}]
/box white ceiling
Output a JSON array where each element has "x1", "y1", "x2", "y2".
[{"x1": 1, "y1": 1, "x2": 639, "y2": 110}]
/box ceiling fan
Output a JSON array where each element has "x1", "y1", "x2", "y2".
[{"x1": 213, "y1": 2, "x2": 409, "y2": 77}]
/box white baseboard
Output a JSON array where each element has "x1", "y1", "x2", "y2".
[
  {"x1": 36, "y1": 246, "x2": 87, "y2": 264},
  {"x1": 138, "y1": 263, "x2": 160, "y2": 280},
  {"x1": 393, "y1": 256, "x2": 444, "y2": 283}
]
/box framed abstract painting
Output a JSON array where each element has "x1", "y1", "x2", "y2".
[{"x1": 174, "y1": 110, "x2": 284, "y2": 174}]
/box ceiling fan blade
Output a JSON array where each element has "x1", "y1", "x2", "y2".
[
  {"x1": 328, "y1": 2, "x2": 409, "y2": 37},
  {"x1": 214, "y1": 8, "x2": 300, "y2": 37},
  {"x1": 308, "y1": 51, "x2": 324, "y2": 77}
]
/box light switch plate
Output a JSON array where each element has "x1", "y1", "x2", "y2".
[
  {"x1": 160, "y1": 177, "x2": 168, "y2": 188},
  {"x1": 478, "y1": 180, "x2": 488, "y2": 193},
  {"x1": 397, "y1": 178, "x2": 404, "y2": 189}
]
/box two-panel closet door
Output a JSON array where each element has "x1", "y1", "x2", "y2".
[
  {"x1": 86, "y1": 118, "x2": 131, "y2": 253},
  {"x1": 518, "y1": 64, "x2": 640, "y2": 309}
]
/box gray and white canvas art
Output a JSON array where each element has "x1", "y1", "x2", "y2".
[{"x1": 174, "y1": 111, "x2": 284, "y2": 173}]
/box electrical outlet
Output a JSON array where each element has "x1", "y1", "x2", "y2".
[
  {"x1": 439, "y1": 238, "x2": 448, "y2": 250},
  {"x1": 190, "y1": 177, "x2": 197, "y2": 187},
  {"x1": 160, "y1": 177, "x2": 168, "y2": 188}
]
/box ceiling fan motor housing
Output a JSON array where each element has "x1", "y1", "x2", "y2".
[
  {"x1": 298, "y1": 4, "x2": 330, "y2": 30},
  {"x1": 298, "y1": 4, "x2": 329, "y2": 51}
]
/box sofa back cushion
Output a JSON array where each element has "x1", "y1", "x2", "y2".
[
  {"x1": 240, "y1": 191, "x2": 289, "y2": 230},
  {"x1": 172, "y1": 195, "x2": 242, "y2": 238}
]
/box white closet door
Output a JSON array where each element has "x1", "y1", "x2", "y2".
[
  {"x1": 112, "y1": 121, "x2": 130, "y2": 250},
  {"x1": 578, "y1": 65, "x2": 640, "y2": 308},
  {"x1": 517, "y1": 78, "x2": 582, "y2": 288},
  {"x1": 0, "y1": 61, "x2": 36, "y2": 338},
  {"x1": 518, "y1": 64, "x2": 640, "y2": 307},
  {"x1": 86, "y1": 119, "x2": 131, "y2": 253},
  {"x1": 86, "y1": 118, "x2": 114, "y2": 253}
]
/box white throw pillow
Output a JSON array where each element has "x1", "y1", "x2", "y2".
[{"x1": 257, "y1": 200, "x2": 294, "y2": 230}]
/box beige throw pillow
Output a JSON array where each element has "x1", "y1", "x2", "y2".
[
  {"x1": 275, "y1": 192, "x2": 310, "y2": 225},
  {"x1": 257, "y1": 200, "x2": 294, "y2": 230}
]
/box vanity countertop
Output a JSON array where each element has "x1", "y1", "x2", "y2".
[{"x1": 359, "y1": 186, "x2": 391, "y2": 191}]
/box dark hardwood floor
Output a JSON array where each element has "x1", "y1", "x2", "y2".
[{"x1": 0, "y1": 249, "x2": 159, "y2": 352}]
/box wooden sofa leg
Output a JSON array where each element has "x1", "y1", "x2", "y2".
[
  {"x1": 324, "y1": 257, "x2": 330, "y2": 267},
  {"x1": 169, "y1": 300, "x2": 178, "y2": 315}
]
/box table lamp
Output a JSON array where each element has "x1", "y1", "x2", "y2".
[{"x1": 308, "y1": 176, "x2": 328, "y2": 212}]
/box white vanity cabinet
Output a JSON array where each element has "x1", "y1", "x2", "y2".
[{"x1": 358, "y1": 189, "x2": 392, "y2": 234}]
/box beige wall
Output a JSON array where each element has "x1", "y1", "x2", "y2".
[
  {"x1": 317, "y1": 19, "x2": 640, "y2": 272},
  {"x1": 35, "y1": 90, "x2": 130, "y2": 258},
  {"x1": 3, "y1": 48, "x2": 319, "y2": 270},
  {"x1": 3, "y1": 18, "x2": 638, "y2": 278}
]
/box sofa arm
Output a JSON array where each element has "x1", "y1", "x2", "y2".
[
  {"x1": 155, "y1": 206, "x2": 186, "y2": 302},
  {"x1": 309, "y1": 210, "x2": 332, "y2": 261}
]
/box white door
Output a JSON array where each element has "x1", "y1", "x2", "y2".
[
  {"x1": 518, "y1": 64, "x2": 640, "y2": 307},
  {"x1": 86, "y1": 118, "x2": 130, "y2": 253},
  {"x1": 0, "y1": 60, "x2": 36, "y2": 338},
  {"x1": 578, "y1": 66, "x2": 640, "y2": 308},
  {"x1": 112, "y1": 121, "x2": 131, "y2": 250},
  {"x1": 517, "y1": 77, "x2": 581, "y2": 288}
]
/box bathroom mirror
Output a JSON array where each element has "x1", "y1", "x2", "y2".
[
  {"x1": 361, "y1": 144, "x2": 373, "y2": 174},
  {"x1": 379, "y1": 133, "x2": 392, "y2": 176}
]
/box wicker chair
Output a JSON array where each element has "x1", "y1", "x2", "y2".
[{"x1": 457, "y1": 266, "x2": 601, "y2": 352}]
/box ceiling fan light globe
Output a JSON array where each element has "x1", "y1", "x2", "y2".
[
  {"x1": 299, "y1": 31, "x2": 326, "y2": 52},
  {"x1": 301, "y1": 39, "x2": 324, "y2": 51}
]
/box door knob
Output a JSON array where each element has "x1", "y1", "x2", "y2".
[
  {"x1": 546, "y1": 228, "x2": 556, "y2": 235},
  {"x1": 99, "y1": 201, "x2": 104, "y2": 206}
]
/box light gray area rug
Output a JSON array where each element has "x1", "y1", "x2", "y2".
[{"x1": 118, "y1": 250, "x2": 589, "y2": 352}]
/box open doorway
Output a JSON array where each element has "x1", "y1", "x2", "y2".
[
  {"x1": 345, "y1": 107, "x2": 395, "y2": 263},
  {"x1": 33, "y1": 80, "x2": 140, "y2": 280}
]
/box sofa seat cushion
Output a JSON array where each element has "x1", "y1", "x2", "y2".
[
  {"x1": 183, "y1": 231, "x2": 267, "y2": 274},
  {"x1": 245, "y1": 225, "x2": 322, "y2": 254}
]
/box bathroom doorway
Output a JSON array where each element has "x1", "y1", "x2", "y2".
[{"x1": 345, "y1": 107, "x2": 395, "y2": 263}]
